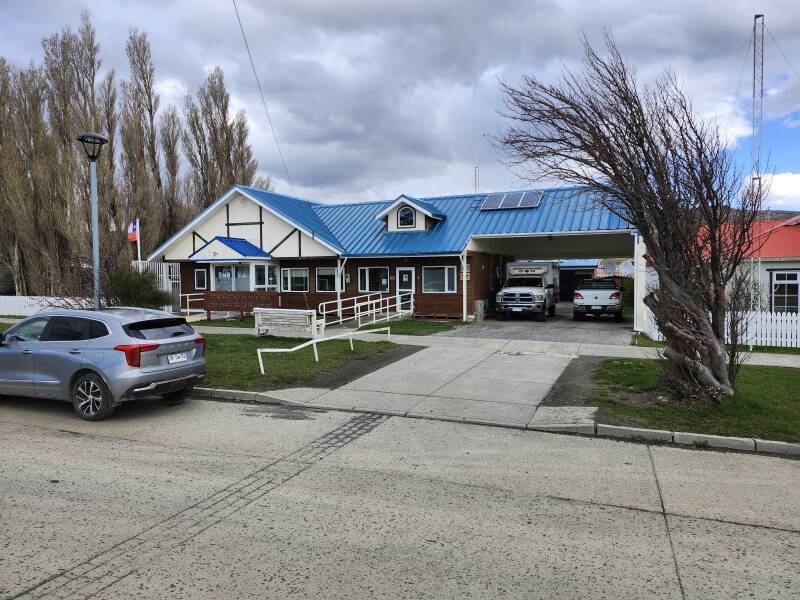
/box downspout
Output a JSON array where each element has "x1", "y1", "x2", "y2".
[
  {"x1": 337, "y1": 257, "x2": 347, "y2": 320},
  {"x1": 461, "y1": 250, "x2": 468, "y2": 322}
]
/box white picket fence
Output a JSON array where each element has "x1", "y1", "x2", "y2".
[
  {"x1": 0, "y1": 296, "x2": 62, "y2": 316},
  {"x1": 645, "y1": 308, "x2": 800, "y2": 348}
]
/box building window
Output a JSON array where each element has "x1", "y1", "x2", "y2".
[
  {"x1": 214, "y1": 265, "x2": 233, "y2": 291},
  {"x1": 358, "y1": 267, "x2": 389, "y2": 293},
  {"x1": 422, "y1": 266, "x2": 457, "y2": 293},
  {"x1": 397, "y1": 206, "x2": 415, "y2": 228},
  {"x1": 772, "y1": 271, "x2": 799, "y2": 313},
  {"x1": 281, "y1": 268, "x2": 309, "y2": 292},
  {"x1": 194, "y1": 269, "x2": 207, "y2": 291},
  {"x1": 316, "y1": 267, "x2": 343, "y2": 292},
  {"x1": 254, "y1": 264, "x2": 278, "y2": 290}
]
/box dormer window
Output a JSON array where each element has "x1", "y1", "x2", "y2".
[{"x1": 397, "y1": 206, "x2": 415, "y2": 229}]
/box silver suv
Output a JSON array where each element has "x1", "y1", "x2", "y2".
[{"x1": 0, "y1": 308, "x2": 206, "y2": 420}]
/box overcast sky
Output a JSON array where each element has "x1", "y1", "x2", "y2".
[{"x1": 3, "y1": 0, "x2": 799, "y2": 208}]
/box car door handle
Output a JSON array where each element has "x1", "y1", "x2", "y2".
[
  {"x1": 69, "y1": 350, "x2": 82, "y2": 355},
  {"x1": 22, "y1": 350, "x2": 33, "y2": 354}
]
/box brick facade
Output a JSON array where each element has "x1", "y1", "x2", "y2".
[{"x1": 182, "y1": 252, "x2": 509, "y2": 318}]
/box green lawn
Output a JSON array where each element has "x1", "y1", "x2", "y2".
[
  {"x1": 0, "y1": 323, "x2": 9, "y2": 333},
  {"x1": 192, "y1": 316, "x2": 255, "y2": 328},
  {"x1": 203, "y1": 333, "x2": 393, "y2": 390},
  {"x1": 360, "y1": 319, "x2": 460, "y2": 336},
  {"x1": 630, "y1": 332, "x2": 665, "y2": 347},
  {"x1": 590, "y1": 358, "x2": 800, "y2": 442}
]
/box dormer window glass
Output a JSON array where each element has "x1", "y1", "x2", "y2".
[{"x1": 397, "y1": 206, "x2": 416, "y2": 229}]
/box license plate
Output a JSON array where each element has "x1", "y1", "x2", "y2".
[
  {"x1": 167, "y1": 352, "x2": 188, "y2": 364},
  {"x1": 512, "y1": 307, "x2": 523, "y2": 312},
  {"x1": 591, "y1": 305, "x2": 602, "y2": 310}
]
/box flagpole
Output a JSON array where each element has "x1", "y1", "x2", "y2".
[{"x1": 136, "y1": 218, "x2": 142, "y2": 267}]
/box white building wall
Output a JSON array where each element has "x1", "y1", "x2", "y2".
[{"x1": 159, "y1": 190, "x2": 336, "y2": 260}]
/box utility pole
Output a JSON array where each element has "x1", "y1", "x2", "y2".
[{"x1": 752, "y1": 14, "x2": 765, "y2": 192}]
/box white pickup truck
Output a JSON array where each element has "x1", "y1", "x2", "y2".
[
  {"x1": 573, "y1": 278, "x2": 623, "y2": 321},
  {"x1": 495, "y1": 262, "x2": 558, "y2": 322}
]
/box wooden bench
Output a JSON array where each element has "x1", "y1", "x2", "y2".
[{"x1": 253, "y1": 308, "x2": 326, "y2": 339}]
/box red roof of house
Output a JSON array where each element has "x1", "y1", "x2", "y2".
[{"x1": 751, "y1": 216, "x2": 800, "y2": 258}]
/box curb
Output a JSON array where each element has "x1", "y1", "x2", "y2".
[{"x1": 193, "y1": 387, "x2": 800, "y2": 458}]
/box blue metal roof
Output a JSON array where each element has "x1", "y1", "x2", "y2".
[
  {"x1": 405, "y1": 196, "x2": 446, "y2": 219},
  {"x1": 152, "y1": 184, "x2": 633, "y2": 260},
  {"x1": 313, "y1": 186, "x2": 633, "y2": 256},
  {"x1": 236, "y1": 185, "x2": 345, "y2": 253},
  {"x1": 190, "y1": 236, "x2": 270, "y2": 258}
]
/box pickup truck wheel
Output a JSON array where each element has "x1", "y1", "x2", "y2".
[
  {"x1": 573, "y1": 312, "x2": 584, "y2": 321},
  {"x1": 548, "y1": 303, "x2": 556, "y2": 316},
  {"x1": 72, "y1": 373, "x2": 116, "y2": 421},
  {"x1": 497, "y1": 311, "x2": 507, "y2": 321},
  {"x1": 614, "y1": 312, "x2": 623, "y2": 322},
  {"x1": 537, "y1": 311, "x2": 546, "y2": 322}
]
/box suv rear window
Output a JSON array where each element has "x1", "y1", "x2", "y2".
[
  {"x1": 578, "y1": 280, "x2": 617, "y2": 290},
  {"x1": 124, "y1": 318, "x2": 195, "y2": 340}
]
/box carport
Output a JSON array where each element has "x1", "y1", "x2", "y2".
[{"x1": 465, "y1": 229, "x2": 647, "y2": 332}]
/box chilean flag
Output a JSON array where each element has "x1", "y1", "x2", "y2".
[{"x1": 127, "y1": 221, "x2": 138, "y2": 243}]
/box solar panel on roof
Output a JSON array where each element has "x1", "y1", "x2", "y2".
[
  {"x1": 519, "y1": 191, "x2": 543, "y2": 208},
  {"x1": 500, "y1": 191, "x2": 524, "y2": 209},
  {"x1": 480, "y1": 190, "x2": 543, "y2": 211},
  {"x1": 479, "y1": 193, "x2": 504, "y2": 210}
]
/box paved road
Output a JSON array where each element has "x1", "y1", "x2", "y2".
[{"x1": 1, "y1": 396, "x2": 797, "y2": 599}]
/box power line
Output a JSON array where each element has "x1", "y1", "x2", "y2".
[
  {"x1": 231, "y1": 0, "x2": 295, "y2": 194},
  {"x1": 711, "y1": 33, "x2": 752, "y2": 99},
  {"x1": 766, "y1": 25, "x2": 800, "y2": 82}
]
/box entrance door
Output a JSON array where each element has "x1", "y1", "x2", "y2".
[{"x1": 396, "y1": 267, "x2": 415, "y2": 312}]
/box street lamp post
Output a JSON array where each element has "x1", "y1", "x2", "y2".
[{"x1": 77, "y1": 132, "x2": 109, "y2": 310}]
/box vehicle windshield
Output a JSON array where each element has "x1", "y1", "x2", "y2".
[
  {"x1": 124, "y1": 318, "x2": 195, "y2": 340},
  {"x1": 505, "y1": 277, "x2": 543, "y2": 288},
  {"x1": 578, "y1": 280, "x2": 617, "y2": 290}
]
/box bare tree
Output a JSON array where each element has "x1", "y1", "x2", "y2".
[
  {"x1": 159, "y1": 104, "x2": 182, "y2": 236},
  {"x1": 499, "y1": 35, "x2": 762, "y2": 398},
  {"x1": 183, "y1": 67, "x2": 257, "y2": 208}
]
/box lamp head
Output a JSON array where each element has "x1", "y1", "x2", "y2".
[{"x1": 77, "y1": 132, "x2": 109, "y2": 162}]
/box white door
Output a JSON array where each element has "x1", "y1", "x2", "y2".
[{"x1": 396, "y1": 267, "x2": 415, "y2": 312}]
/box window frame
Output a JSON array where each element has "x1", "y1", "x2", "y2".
[
  {"x1": 358, "y1": 266, "x2": 390, "y2": 293},
  {"x1": 315, "y1": 266, "x2": 343, "y2": 293},
  {"x1": 397, "y1": 206, "x2": 416, "y2": 229},
  {"x1": 422, "y1": 265, "x2": 458, "y2": 294},
  {"x1": 771, "y1": 270, "x2": 799, "y2": 313},
  {"x1": 194, "y1": 268, "x2": 207, "y2": 291},
  {"x1": 281, "y1": 267, "x2": 310, "y2": 292},
  {"x1": 253, "y1": 264, "x2": 279, "y2": 291}
]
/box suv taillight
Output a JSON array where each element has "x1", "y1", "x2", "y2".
[
  {"x1": 610, "y1": 292, "x2": 621, "y2": 300},
  {"x1": 114, "y1": 343, "x2": 159, "y2": 368},
  {"x1": 195, "y1": 336, "x2": 205, "y2": 355},
  {"x1": 573, "y1": 292, "x2": 583, "y2": 300}
]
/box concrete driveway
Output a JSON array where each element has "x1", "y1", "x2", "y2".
[
  {"x1": 437, "y1": 301, "x2": 634, "y2": 346},
  {"x1": 1, "y1": 397, "x2": 797, "y2": 599},
  {"x1": 267, "y1": 337, "x2": 580, "y2": 428}
]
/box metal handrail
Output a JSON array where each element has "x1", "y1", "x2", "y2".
[
  {"x1": 318, "y1": 292, "x2": 384, "y2": 322},
  {"x1": 257, "y1": 327, "x2": 392, "y2": 376},
  {"x1": 321, "y1": 292, "x2": 414, "y2": 327},
  {"x1": 180, "y1": 292, "x2": 205, "y2": 314}
]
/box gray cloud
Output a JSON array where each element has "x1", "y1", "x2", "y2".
[{"x1": 3, "y1": 0, "x2": 799, "y2": 207}]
